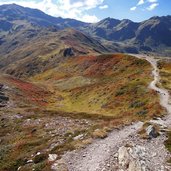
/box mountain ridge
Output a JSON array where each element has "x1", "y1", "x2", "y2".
[{"x1": 0, "y1": 3, "x2": 171, "y2": 78}]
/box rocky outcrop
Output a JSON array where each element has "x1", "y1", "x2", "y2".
[
  {"x1": 63, "y1": 48, "x2": 74, "y2": 57},
  {"x1": 118, "y1": 145, "x2": 148, "y2": 171}
]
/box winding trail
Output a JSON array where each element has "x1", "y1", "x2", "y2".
[
  {"x1": 53, "y1": 54, "x2": 171, "y2": 171},
  {"x1": 62, "y1": 122, "x2": 143, "y2": 171},
  {"x1": 134, "y1": 54, "x2": 171, "y2": 116}
]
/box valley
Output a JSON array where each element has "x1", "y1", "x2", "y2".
[{"x1": 0, "y1": 53, "x2": 170, "y2": 171}]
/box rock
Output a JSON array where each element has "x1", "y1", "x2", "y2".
[
  {"x1": 27, "y1": 160, "x2": 33, "y2": 163},
  {"x1": 107, "y1": 164, "x2": 110, "y2": 167},
  {"x1": 161, "y1": 165, "x2": 165, "y2": 171},
  {"x1": 152, "y1": 152, "x2": 157, "y2": 157},
  {"x1": 150, "y1": 119, "x2": 167, "y2": 129},
  {"x1": 118, "y1": 145, "x2": 148, "y2": 171},
  {"x1": 36, "y1": 152, "x2": 41, "y2": 155},
  {"x1": 145, "y1": 125, "x2": 159, "y2": 138},
  {"x1": 73, "y1": 134, "x2": 84, "y2": 140},
  {"x1": 118, "y1": 146, "x2": 130, "y2": 167},
  {"x1": 128, "y1": 160, "x2": 142, "y2": 171},
  {"x1": 48, "y1": 154, "x2": 58, "y2": 162},
  {"x1": 63, "y1": 48, "x2": 74, "y2": 57},
  {"x1": 17, "y1": 166, "x2": 22, "y2": 171}
]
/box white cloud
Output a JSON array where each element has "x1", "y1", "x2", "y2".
[
  {"x1": 137, "y1": 0, "x2": 145, "y2": 6},
  {"x1": 130, "y1": 6, "x2": 137, "y2": 11},
  {"x1": 148, "y1": 0, "x2": 158, "y2": 2},
  {"x1": 84, "y1": 0, "x2": 104, "y2": 9},
  {"x1": 99, "y1": 4, "x2": 108, "y2": 9},
  {"x1": 147, "y1": 3, "x2": 159, "y2": 11},
  {"x1": 81, "y1": 14, "x2": 99, "y2": 22},
  {"x1": 134, "y1": 0, "x2": 159, "y2": 11},
  {"x1": 0, "y1": 0, "x2": 106, "y2": 23}
]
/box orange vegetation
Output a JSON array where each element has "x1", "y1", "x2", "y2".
[{"x1": 7, "y1": 77, "x2": 49, "y2": 106}]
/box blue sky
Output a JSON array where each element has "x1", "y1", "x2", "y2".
[{"x1": 0, "y1": 0, "x2": 170, "y2": 22}]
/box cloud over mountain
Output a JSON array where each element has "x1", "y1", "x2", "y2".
[{"x1": 0, "y1": 0, "x2": 108, "y2": 22}]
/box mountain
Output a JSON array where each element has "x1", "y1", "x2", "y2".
[
  {"x1": 82, "y1": 17, "x2": 139, "y2": 41},
  {"x1": 0, "y1": 3, "x2": 88, "y2": 32},
  {"x1": 0, "y1": 4, "x2": 113, "y2": 78},
  {"x1": 0, "y1": 3, "x2": 171, "y2": 78},
  {"x1": 136, "y1": 16, "x2": 171, "y2": 46},
  {"x1": 0, "y1": 27, "x2": 111, "y2": 78},
  {"x1": 1, "y1": 4, "x2": 171, "y2": 56},
  {"x1": 82, "y1": 16, "x2": 171, "y2": 54}
]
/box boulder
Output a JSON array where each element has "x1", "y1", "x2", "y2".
[
  {"x1": 73, "y1": 134, "x2": 84, "y2": 140},
  {"x1": 118, "y1": 145, "x2": 148, "y2": 171},
  {"x1": 145, "y1": 125, "x2": 159, "y2": 138},
  {"x1": 118, "y1": 146, "x2": 130, "y2": 167}
]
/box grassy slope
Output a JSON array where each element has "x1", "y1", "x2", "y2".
[
  {"x1": 159, "y1": 59, "x2": 171, "y2": 162},
  {"x1": 0, "y1": 54, "x2": 164, "y2": 170},
  {"x1": 32, "y1": 54, "x2": 163, "y2": 121},
  {"x1": 159, "y1": 59, "x2": 171, "y2": 94}
]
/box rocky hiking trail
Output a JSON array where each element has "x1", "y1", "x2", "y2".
[{"x1": 53, "y1": 55, "x2": 171, "y2": 171}]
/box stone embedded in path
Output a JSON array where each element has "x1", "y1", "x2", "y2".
[
  {"x1": 118, "y1": 146, "x2": 129, "y2": 167},
  {"x1": 118, "y1": 145, "x2": 148, "y2": 171}
]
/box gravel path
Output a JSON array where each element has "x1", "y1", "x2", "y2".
[
  {"x1": 63, "y1": 122, "x2": 143, "y2": 171},
  {"x1": 52, "y1": 54, "x2": 171, "y2": 171}
]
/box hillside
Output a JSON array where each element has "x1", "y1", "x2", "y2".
[
  {"x1": 31, "y1": 54, "x2": 162, "y2": 118},
  {"x1": 0, "y1": 27, "x2": 111, "y2": 78},
  {"x1": 0, "y1": 54, "x2": 164, "y2": 171}
]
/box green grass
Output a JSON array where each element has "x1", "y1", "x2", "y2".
[{"x1": 159, "y1": 59, "x2": 171, "y2": 163}]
